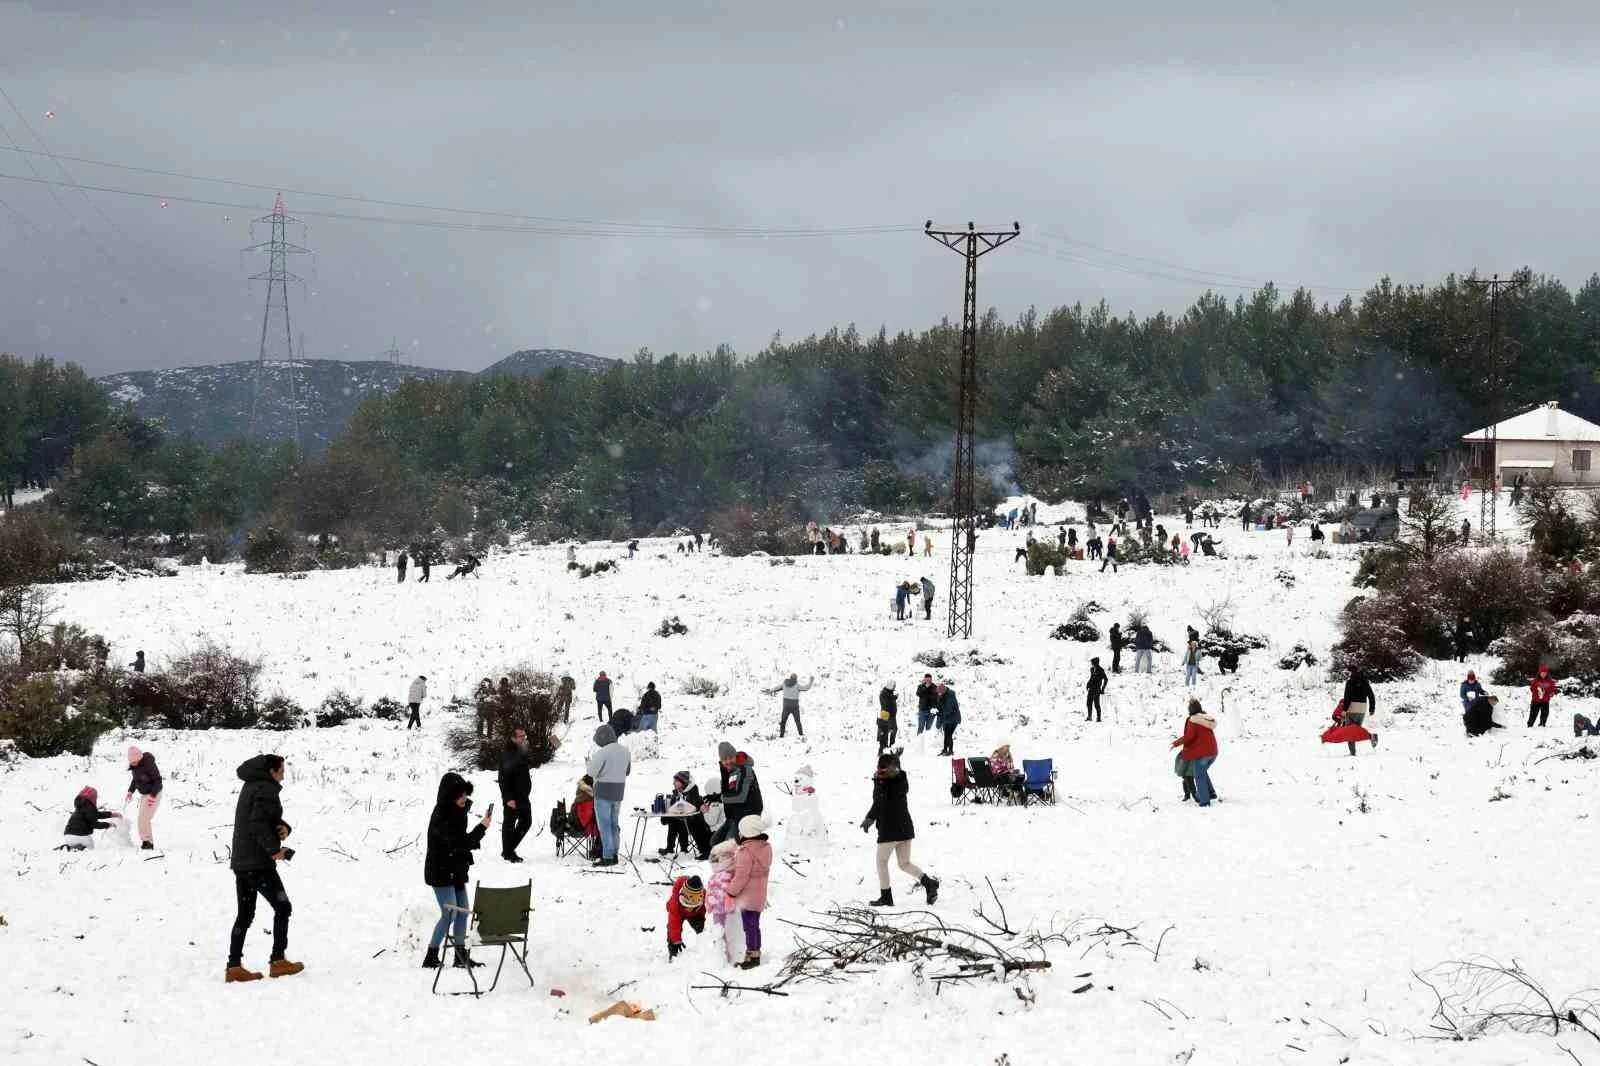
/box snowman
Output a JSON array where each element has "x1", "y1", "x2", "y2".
[{"x1": 783, "y1": 764, "x2": 829, "y2": 855}]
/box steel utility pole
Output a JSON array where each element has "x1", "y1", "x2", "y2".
[
  {"x1": 244, "y1": 194, "x2": 309, "y2": 439},
  {"x1": 925, "y1": 220, "x2": 1020, "y2": 639},
  {"x1": 1466, "y1": 273, "x2": 1526, "y2": 543}
]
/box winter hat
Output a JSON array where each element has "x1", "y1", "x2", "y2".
[
  {"x1": 577, "y1": 777, "x2": 594, "y2": 796},
  {"x1": 127, "y1": 746, "x2": 142, "y2": 765},
  {"x1": 673, "y1": 770, "x2": 691, "y2": 789},
  {"x1": 717, "y1": 741, "x2": 737, "y2": 760},
  {"x1": 77, "y1": 785, "x2": 97, "y2": 805},
  {"x1": 884, "y1": 680, "x2": 896, "y2": 692},
  {"x1": 737, "y1": 814, "x2": 766, "y2": 840},
  {"x1": 1538, "y1": 664, "x2": 1550, "y2": 674},
  {"x1": 678, "y1": 876, "x2": 705, "y2": 910},
  {"x1": 710, "y1": 840, "x2": 737, "y2": 866},
  {"x1": 1466, "y1": 671, "x2": 1476, "y2": 681}
]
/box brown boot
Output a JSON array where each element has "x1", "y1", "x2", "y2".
[
  {"x1": 225, "y1": 965, "x2": 263, "y2": 983},
  {"x1": 268, "y1": 959, "x2": 305, "y2": 978},
  {"x1": 738, "y1": 951, "x2": 760, "y2": 970}
]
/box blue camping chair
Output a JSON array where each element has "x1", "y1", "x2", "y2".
[{"x1": 1020, "y1": 759, "x2": 1056, "y2": 805}]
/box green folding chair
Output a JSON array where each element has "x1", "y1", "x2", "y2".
[{"x1": 431, "y1": 880, "x2": 535, "y2": 997}]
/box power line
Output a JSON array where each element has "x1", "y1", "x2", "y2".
[
  {"x1": 1030, "y1": 229, "x2": 1365, "y2": 296},
  {"x1": 0, "y1": 146, "x2": 912, "y2": 237}
]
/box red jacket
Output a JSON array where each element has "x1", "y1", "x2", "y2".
[
  {"x1": 666, "y1": 875, "x2": 707, "y2": 943},
  {"x1": 1530, "y1": 676, "x2": 1557, "y2": 702},
  {"x1": 1173, "y1": 713, "x2": 1218, "y2": 760},
  {"x1": 573, "y1": 797, "x2": 597, "y2": 837}
]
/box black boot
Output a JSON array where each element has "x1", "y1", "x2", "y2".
[
  {"x1": 869, "y1": 889, "x2": 893, "y2": 907},
  {"x1": 453, "y1": 948, "x2": 483, "y2": 969},
  {"x1": 921, "y1": 875, "x2": 940, "y2": 905},
  {"x1": 421, "y1": 947, "x2": 442, "y2": 969}
]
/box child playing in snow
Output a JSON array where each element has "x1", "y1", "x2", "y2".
[
  {"x1": 726, "y1": 815, "x2": 773, "y2": 970},
  {"x1": 665, "y1": 875, "x2": 707, "y2": 959},
  {"x1": 61, "y1": 786, "x2": 121, "y2": 850},
  {"x1": 705, "y1": 840, "x2": 745, "y2": 963}
]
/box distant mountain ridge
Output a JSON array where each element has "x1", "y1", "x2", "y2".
[{"x1": 97, "y1": 348, "x2": 615, "y2": 449}]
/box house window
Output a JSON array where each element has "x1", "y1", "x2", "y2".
[{"x1": 1575, "y1": 450, "x2": 1592, "y2": 472}]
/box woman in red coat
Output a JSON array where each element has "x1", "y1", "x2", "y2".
[
  {"x1": 1529, "y1": 664, "x2": 1556, "y2": 728},
  {"x1": 1170, "y1": 699, "x2": 1219, "y2": 807}
]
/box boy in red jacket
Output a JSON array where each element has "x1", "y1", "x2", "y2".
[
  {"x1": 665, "y1": 875, "x2": 707, "y2": 959},
  {"x1": 1529, "y1": 665, "x2": 1556, "y2": 727}
]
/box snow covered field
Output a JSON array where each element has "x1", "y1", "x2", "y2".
[{"x1": 3, "y1": 504, "x2": 1596, "y2": 1066}]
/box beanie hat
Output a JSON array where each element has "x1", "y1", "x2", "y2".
[
  {"x1": 127, "y1": 746, "x2": 142, "y2": 765},
  {"x1": 77, "y1": 785, "x2": 98, "y2": 804},
  {"x1": 678, "y1": 876, "x2": 705, "y2": 910},
  {"x1": 717, "y1": 741, "x2": 736, "y2": 760},
  {"x1": 884, "y1": 680, "x2": 896, "y2": 692},
  {"x1": 737, "y1": 814, "x2": 766, "y2": 840},
  {"x1": 673, "y1": 770, "x2": 691, "y2": 788}
]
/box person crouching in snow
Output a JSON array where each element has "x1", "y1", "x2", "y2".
[
  {"x1": 861, "y1": 752, "x2": 940, "y2": 907},
  {"x1": 665, "y1": 875, "x2": 707, "y2": 960},
  {"x1": 125, "y1": 745, "x2": 163, "y2": 850},
  {"x1": 726, "y1": 815, "x2": 773, "y2": 969},
  {"x1": 61, "y1": 786, "x2": 122, "y2": 850},
  {"x1": 705, "y1": 840, "x2": 745, "y2": 963}
]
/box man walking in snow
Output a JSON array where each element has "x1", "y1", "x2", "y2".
[
  {"x1": 877, "y1": 681, "x2": 899, "y2": 752},
  {"x1": 406, "y1": 675, "x2": 428, "y2": 729},
  {"x1": 764, "y1": 674, "x2": 814, "y2": 738},
  {"x1": 1086, "y1": 657, "x2": 1108, "y2": 722},
  {"x1": 934, "y1": 683, "x2": 961, "y2": 757},
  {"x1": 594, "y1": 670, "x2": 613, "y2": 720},
  {"x1": 498, "y1": 727, "x2": 533, "y2": 862},
  {"x1": 396, "y1": 551, "x2": 408, "y2": 583},
  {"x1": 920, "y1": 576, "x2": 935, "y2": 620},
  {"x1": 226, "y1": 754, "x2": 302, "y2": 982},
  {"x1": 1132, "y1": 625, "x2": 1155, "y2": 673}
]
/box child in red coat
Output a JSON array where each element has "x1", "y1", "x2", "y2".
[
  {"x1": 665, "y1": 875, "x2": 707, "y2": 959},
  {"x1": 1529, "y1": 665, "x2": 1557, "y2": 728}
]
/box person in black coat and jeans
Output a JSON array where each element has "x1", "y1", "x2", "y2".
[
  {"x1": 424, "y1": 771, "x2": 492, "y2": 969},
  {"x1": 877, "y1": 682, "x2": 899, "y2": 752},
  {"x1": 498, "y1": 727, "x2": 533, "y2": 862},
  {"x1": 861, "y1": 752, "x2": 940, "y2": 907},
  {"x1": 226, "y1": 754, "x2": 302, "y2": 982}
]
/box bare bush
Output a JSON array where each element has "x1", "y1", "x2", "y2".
[
  {"x1": 1416, "y1": 956, "x2": 1600, "y2": 1045},
  {"x1": 682, "y1": 675, "x2": 722, "y2": 698}
]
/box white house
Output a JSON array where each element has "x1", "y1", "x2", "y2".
[{"x1": 1461, "y1": 401, "x2": 1600, "y2": 485}]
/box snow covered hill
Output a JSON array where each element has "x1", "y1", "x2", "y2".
[{"x1": 1, "y1": 512, "x2": 1592, "y2": 1065}]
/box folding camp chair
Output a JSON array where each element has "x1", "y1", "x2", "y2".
[
  {"x1": 964, "y1": 757, "x2": 1004, "y2": 804},
  {"x1": 432, "y1": 880, "x2": 535, "y2": 997},
  {"x1": 950, "y1": 757, "x2": 970, "y2": 804},
  {"x1": 550, "y1": 801, "x2": 599, "y2": 861},
  {"x1": 1020, "y1": 759, "x2": 1057, "y2": 805}
]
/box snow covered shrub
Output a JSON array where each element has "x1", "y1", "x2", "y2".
[
  {"x1": 682, "y1": 675, "x2": 722, "y2": 698},
  {"x1": 1489, "y1": 614, "x2": 1600, "y2": 694},
  {"x1": 0, "y1": 506, "x2": 81, "y2": 585},
  {"x1": 0, "y1": 676, "x2": 111, "y2": 757},
  {"x1": 179, "y1": 529, "x2": 235, "y2": 566},
  {"x1": 315, "y1": 690, "x2": 365, "y2": 728},
  {"x1": 1024, "y1": 542, "x2": 1067, "y2": 576},
  {"x1": 654, "y1": 616, "x2": 688, "y2": 637},
  {"x1": 708, "y1": 506, "x2": 806, "y2": 558},
  {"x1": 1050, "y1": 619, "x2": 1099, "y2": 642},
  {"x1": 1273, "y1": 568, "x2": 1296, "y2": 588},
  {"x1": 1329, "y1": 596, "x2": 1422, "y2": 681},
  {"x1": 1352, "y1": 546, "x2": 1410, "y2": 589},
  {"x1": 243, "y1": 525, "x2": 301, "y2": 574},
  {"x1": 913, "y1": 649, "x2": 948, "y2": 669},
  {"x1": 31, "y1": 621, "x2": 107, "y2": 672},
  {"x1": 163, "y1": 642, "x2": 266, "y2": 729},
  {"x1": 368, "y1": 696, "x2": 404, "y2": 721},
  {"x1": 1520, "y1": 482, "x2": 1591, "y2": 565},
  {"x1": 1277, "y1": 643, "x2": 1318, "y2": 670},
  {"x1": 258, "y1": 694, "x2": 307, "y2": 730}
]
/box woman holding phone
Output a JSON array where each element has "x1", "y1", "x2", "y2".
[{"x1": 423, "y1": 771, "x2": 492, "y2": 969}]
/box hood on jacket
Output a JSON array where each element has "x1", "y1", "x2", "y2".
[
  {"x1": 76, "y1": 786, "x2": 98, "y2": 806},
  {"x1": 593, "y1": 724, "x2": 617, "y2": 747},
  {"x1": 436, "y1": 771, "x2": 473, "y2": 805},
  {"x1": 237, "y1": 754, "x2": 283, "y2": 784},
  {"x1": 1188, "y1": 712, "x2": 1217, "y2": 729}
]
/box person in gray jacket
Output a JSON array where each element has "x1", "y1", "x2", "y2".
[
  {"x1": 585, "y1": 724, "x2": 631, "y2": 866},
  {"x1": 763, "y1": 674, "x2": 814, "y2": 738},
  {"x1": 406, "y1": 675, "x2": 428, "y2": 730}
]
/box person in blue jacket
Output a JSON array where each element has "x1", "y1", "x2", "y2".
[
  {"x1": 934, "y1": 682, "x2": 961, "y2": 756},
  {"x1": 1459, "y1": 670, "x2": 1484, "y2": 713}
]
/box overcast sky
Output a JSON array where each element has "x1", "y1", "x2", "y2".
[{"x1": 1, "y1": 1, "x2": 1598, "y2": 376}]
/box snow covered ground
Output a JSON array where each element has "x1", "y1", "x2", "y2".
[{"x1": 3, "y1": 499, "x2": 1596, "y2": 1066}]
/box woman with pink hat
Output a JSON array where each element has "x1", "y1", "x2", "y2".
[{"x1": 125, "y1": 746, "x2": 164, "y2": 850}]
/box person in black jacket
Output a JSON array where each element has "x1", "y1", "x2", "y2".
[
  {"x1": 915, "y1": 674, "x2": 938, "y2": 734},
  {"x1": 498, "y1": 728, "x2": 532, "y2": 863},
  {"x1": 659, "y1": 770, "x2": 711, "y2": 858},
  {"x1": 61, "y1": 786, "x2": 121, "y2": 849},
  {"x1": 1086, "y1": 657, "x2": 1109, "y2": 722},
  {"x1": 1108, "y1": 623, "x2": 1123, "y2": 673},
  {"x1": 639, "y1": 681, "x2": 663, "y2": 730},
  {"x1": 877, "y1": 681, "x2": 899, "y2": 752},
  {"x1": 424, "y1": 771, "x2": 493, "y2": 969},
  {"x1": 1342, "y1": 668, "x2": 1376, "y2": 725},
  {"x1": 861, "y1": 753, "x2": 939, "y2": 907},
  {"x1": 226, "y1": 754, "x2": 302, "y2": 982},
  {"x1": 712, "y1": 742, "x2": 763, "y2": 845},
  {"x1": 594, "y1": 671, "x2": 613, "y2": 721}
]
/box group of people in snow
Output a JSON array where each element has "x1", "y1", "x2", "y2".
[{"x1": 891, "y1": 576, "x2": 936, "y2": 621}]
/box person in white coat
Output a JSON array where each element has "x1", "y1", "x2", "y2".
[{"x1": 407, "y1": 675, "x2": 428, "y2": 729}]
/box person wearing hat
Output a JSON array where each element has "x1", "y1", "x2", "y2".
[
  {"x1": 1528, "y1": 664, "x2": 1557, "y2": 727},
  {"x1": 124, "y1": 745, "x2": 163, "y2": 850},
  {"x1": 1086, "y1": 658, "x2": 1109, "y2": 723},
  {"x1": 876, "y1": 681, "x2": 899, "y2": 752},
  {"x1": 660, "y1": 770, "x2": 711, "y2": 859},
  {"x1": 1464, "y1": 692, "x2": 1502, "y2": 736},
  {"x1": 934, "y1": 682, "x2": 961, "y2": 757},
  {"x1": 61, "y1": 786, "x2": 122, "y2": 850},
  {"x1": 711, "y1": 741, "x2": 763, "y2": 845},
  {"x1": 1459, "y1": 671, "x2": 1484, "y2": 714},
  {"x1": 726, "y1": 814, "x2": 773, "y2": 969},
  {"x1": 762, "y1": 673, "x2": 814, "y2": 739},
  {"x1": 861, "y1": 752, "x2": 940, "y2": 907},
  {"x1": 665, "y1": 874, "x2": 707, "y2": 959}
]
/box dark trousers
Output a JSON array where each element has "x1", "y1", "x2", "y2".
[
  {"x1": 1529, "y1": 700, "x2": 1550, "y2": 727},
  {"x1": 923, "y1": 598, "x2": 933, "y2": 620},
  {"x1": 229, "y1": 868, "x2": 291, "y2": 966},
  {"x1": 665, "y1": 815, "x2": 711, "y2": 856},
  {"x1": 1100, "y1": 555, "x2": 1118, "y2": 572},
  {"x1": 1111, "y1": 646, "x2": 1122, "y2": 673},
  {"x1": 1086, "y1": 692, "x2": 1102, "y2": 721},
  {"x1": 554, "y1": 693, "x2": 571, "y2": 722},
  {"x1": 780, "y1": 704, "x2": 803, "y2": 737},
  {"x1": 406, "y1": 702, "x2": 421, "y2": 728},
  {"x1": 939, "y1": 723, "x2": 956, "y2": 755},
  {"x1": 596, "y1": 698, "x2": 611, "y2": 721},
  {"x1": 877, "y1": 718, "x2": 898, "y2": 751},
  {"x1": 502, "y1": 798, "x2": 532, "y2": 856}
]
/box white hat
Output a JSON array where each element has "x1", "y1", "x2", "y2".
[{"x1": 737, "y1": 814, "x2": 766, "y2": 839}]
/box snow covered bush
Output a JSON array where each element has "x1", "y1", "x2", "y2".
[
  {"x1": 654, "y1": 615, "x2": 688, "y2": 637},
  {"x1": 444, "y1": 668, "x2": 560, "y2": 771},
  {"x1": 1050, "y1": 619, "x2": 1099, "y2": 642},
  {"x1": 1329, "y1": 596, "x2": 1422, "y2": 681},
  {"x1": 0, "y1": 505, "x2": 82, "y2": 586},
  {"x1": 682, "y1": 675, "x2": 722, "y2": 698},
  {"x1": 1024, "y1": 542, "x2": 1067, "y2": 576},
  {"x1": 0, "y1": 676, "x2": 111, "y2": 757},
  {"x1": 243, "y1": 525, "x2": 302, "y2": 574},
  {"x1": 315, "y1": 690, "x2": 365, "y2": 728},
  {"x1": 1489, "y1": 614, "x2": 1600, "y2": 695},
  {"x1": 160, "y1": 641, "x2": 266, "y2": 729},
  {"x1": 1520, "y1": 482, "x2": 1591, "y2": 565},
  {"x1": 1277, "y1": 643, "x2": 1318, "y2": 670}
]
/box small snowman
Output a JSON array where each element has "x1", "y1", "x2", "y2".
[{"x1": 784, "y1": 763, "x2": 829, "y2": 855}]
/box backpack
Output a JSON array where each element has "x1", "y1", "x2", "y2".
[{"x1": 548, "y1": 798, "x2": 568, "y2": 838}]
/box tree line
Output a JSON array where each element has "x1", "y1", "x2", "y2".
[{"x1": 4, "y1": 266, "x2": 1600, "y2": 565}]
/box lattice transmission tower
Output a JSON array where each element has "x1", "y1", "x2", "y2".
[{"x1": 244, "y1": 194, "x2": 309, "y2": 445}]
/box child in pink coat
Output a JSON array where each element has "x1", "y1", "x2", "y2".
[
  {"x1": 726, "y1": 814, "x2": 773, "y2": 969},
  {"x1": 705, "y1": 840, "x2": 745, "y2": 963}
]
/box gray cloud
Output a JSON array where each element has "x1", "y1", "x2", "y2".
[{"x1": 2, "y1": 2, "x2": 1598, "y2": 375}]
